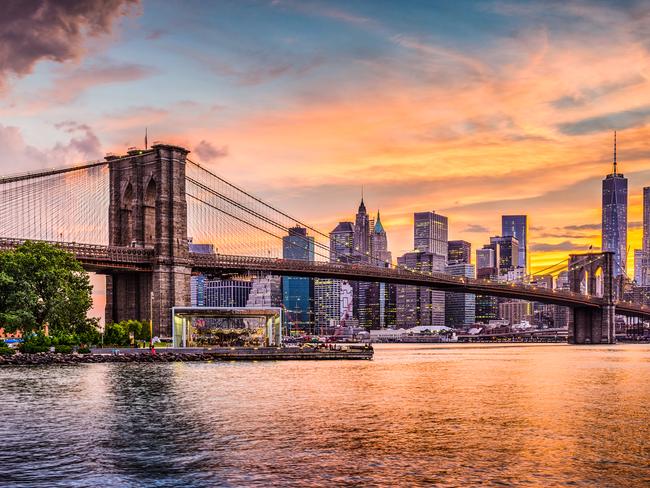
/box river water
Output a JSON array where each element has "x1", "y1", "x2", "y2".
[{"x1": 1, "y1": 344, "x2": 649, "y2": 487}]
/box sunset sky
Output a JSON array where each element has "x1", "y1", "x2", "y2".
[{"x1": 2, "y1": 0, "x2": 650, "y2": 290}]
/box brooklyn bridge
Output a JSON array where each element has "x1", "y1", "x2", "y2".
[{"x1": 1, "y1": 144, "x2": 648, "y2": 344}]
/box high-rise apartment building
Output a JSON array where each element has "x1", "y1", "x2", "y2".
[
  {"x1": 314, "y1": 278, "x2": 340, "y2": 333},
  {"x1": 282, "y1": 226, "x2": 315, "y2": 334},
  {"x1": 448, "y1": 240, "x2": 471, "y2": 265},
  {"x1": 414, "y1": 211, "x2": 448, "y2": 257},
  {"x1": 502, "y1": 215, "x2": 529, "y2": 273},
  {"x1": 602, "y1": 132, "x2": 627, "y2": 278}
]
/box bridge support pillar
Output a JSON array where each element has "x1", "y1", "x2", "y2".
[
  {"x1": 152, "y1": 264, "x2": 191, "y2": 338},
  {"x1": 568, "y1": 305, "x2": 615, "y2": 344},
  {"x1": 106, "y1": 143, "x2": 192, "y2": 338}
]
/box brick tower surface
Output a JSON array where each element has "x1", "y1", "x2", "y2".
[{"x1": 105, "y1": 144, "x2": 191, "y2": 337}]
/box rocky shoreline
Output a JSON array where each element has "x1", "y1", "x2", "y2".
[{"x1": 0, "y1": 347, "x2": 374, "y2": 365}]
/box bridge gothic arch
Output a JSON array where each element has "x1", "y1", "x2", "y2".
[
  {"x1": 120, "y1": 181, "x2": 134, "y2": 246},
  {"x1": 143, "y1": 177, "x2": 157, "y2": 247},
  {"x1": 568, "y1": 252, "x2": 615, "y2": 344}
]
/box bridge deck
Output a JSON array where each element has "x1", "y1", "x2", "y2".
[{"x1": 2, "y1": 238, "x2": 650, "y2": 318}]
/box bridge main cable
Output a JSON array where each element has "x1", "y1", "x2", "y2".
[{"x1": 0, "y1": 160, "x2": 108, "y2": 185}]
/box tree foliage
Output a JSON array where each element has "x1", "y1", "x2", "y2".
[
  {"x1": 0, "y1": 241, "x2": 94, "y2": 336},
  {"x1": 103, "y1": 320, "x2": 150, "y2": 346}
]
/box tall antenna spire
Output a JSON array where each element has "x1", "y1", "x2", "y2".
[
  {"x1": 613, "y1": 130, "x2": 617, "y2": 175},
  {"x1": 145, "y1": 127, "x2": 148, "y2": 149}
]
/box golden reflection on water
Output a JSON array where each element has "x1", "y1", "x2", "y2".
[{"x1": 0, "y1": 344, "x2": 649, "y2": 486}]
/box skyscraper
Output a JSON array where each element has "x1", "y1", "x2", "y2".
[
  {"x1": 329, "y1": 221, "x2": 355, "y2": 262},
  {"x1": 318, "y1": 222, "x2": 355, "y2": 332},
  {"x1": 475, "y1": 247, "x2": 499, "y2": 324},
  {"x1": 370, "y1": 211, "x2": 395, "y2": 328},
  {"x1": 445, "y1": 263, "x2": 476, "y2": 327},
  {"x1": 639, "y1": 186, "x2": 650, "y2": 285},
  {"x1": 352, "y1": 199, "x2": 373, "y2": 327},
  {"x1": 353, "y1": 198, "x2": 371, "y2": 261},
  {"x1": 396, "y1": 250, "x2": 446, "y2": 327},
  {"x1": 414, "y1": 211, "x2": 448, "y2": 257},
  {"x1": 282, "y1": 226, "x2": 315, "y2": 334},
  {"x1": 634, "y1": 249, "x2": 645, "y2": 285},
  {"x1": 448, "y1": 240, "x2": 471, "y2": 265},
  {"x1": 371, "y1": 211, "x2": 392, "y2": 265},
  {"x1": 476, "y1": 248, "x2": 496, "y2": 271},
  {"x1": 502, "y1": 215, "x2": 528, "y2": 273},
  {"x1": 487, "y1": 236, "x2": 519, "y2": 274},
  {"x1": 602, "y1": 132, "x2": 627, "y2": 278}
]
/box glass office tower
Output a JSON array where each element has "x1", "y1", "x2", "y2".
[
  {"x1": 602, "y1": 133, "x2": 627, "y2": 278},
  {"x1": 501, "y1": 215, "x2": 528, "y2": 274},
  {"x1": 282, "y1": 226, "x2": 315, "y2": 333}
]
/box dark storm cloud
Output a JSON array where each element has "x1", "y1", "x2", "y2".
[
  {"x1": 0, "y1": 0, "x2": 138, "y2": 85},
  {"x1": 194, "y1": 140, "x2": 228, "y2": 162}
]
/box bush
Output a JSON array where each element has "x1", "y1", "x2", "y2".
[
  {"x1": 54, "y1": 345, "x2": 73, "y2": 354},
  {"x1": 19, "y1": 343, "x2": 50, "y2": 354},
  {"x1": 0, "y1": 347, "x2": 15, "y2": 356},
  {"x1": 77, "y1": 346, "x2": 91, "y2": 354}
]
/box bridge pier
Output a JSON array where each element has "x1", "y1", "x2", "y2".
[
  {"x1": 105, "y1": 144, "x2": 192, "y2": 337},
  {"x1": 568, "y1": 305, "x2": 615, "y2": 344},
  {"x1": 568, "y1": 252, "x2": 616, "y2": 344}
]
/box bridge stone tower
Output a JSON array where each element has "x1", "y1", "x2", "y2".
[
  {"x1": 567, "y1": 252, "x2": 615, "y2": 344},
  {"x1": 105, "y1": 144, "x2": 191, "y2": 337}
]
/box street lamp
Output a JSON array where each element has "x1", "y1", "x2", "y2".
[{"x1": 149, "y1": 291, "x2": 154, "y2": 350}]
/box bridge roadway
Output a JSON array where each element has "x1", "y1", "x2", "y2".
[
  {"x1": 0, "y1": 238, "x2": 154, "y2": 272},
  {"x1": 193, "y1": 253, "x2": 650, "y2": 318},
  {"x1": 2, "y1": 238, "x2": 650, "y2": 319}
]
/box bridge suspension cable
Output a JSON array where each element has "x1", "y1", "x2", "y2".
[
  {"x1": 0, "y1": 162, "x2": 109, "y2": 245},
  {"x1": 185, "y1": 159, "x2": 396, "y2": 268}
]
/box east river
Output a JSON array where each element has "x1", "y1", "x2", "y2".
[{"x1": 1, "y1": 344, "x2": 649, "y2": 487}]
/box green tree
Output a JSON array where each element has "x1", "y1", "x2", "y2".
[
  {"x1": 0, "y1": 241, "x2": 94, "y2": 336},
  {"x1": 102, "y1": 320, "x2": 149, "y2": 346}
]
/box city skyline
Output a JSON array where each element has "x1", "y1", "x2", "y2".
[{"x1": 1, "y1": 1, "x2": 650, "y2": 277}]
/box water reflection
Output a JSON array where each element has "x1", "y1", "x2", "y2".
[{"x1": 0, "y1": 344, "x2": 649, "y2": 486}]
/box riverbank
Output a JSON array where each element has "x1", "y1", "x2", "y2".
[{"x1": 0, "y1": 346, "x2": 373, "y2": 365}]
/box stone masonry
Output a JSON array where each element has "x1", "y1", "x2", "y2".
[{"x1": 105, "y1": 144, "x2": 191, "y2": 337}]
